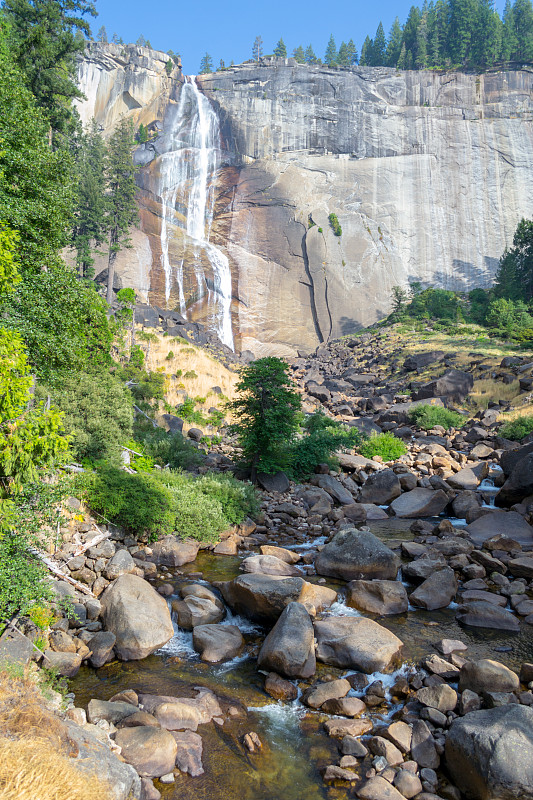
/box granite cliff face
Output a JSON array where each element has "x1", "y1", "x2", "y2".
[{"x1": 77, "y1": 46, "x2": 533, "y2": 355}]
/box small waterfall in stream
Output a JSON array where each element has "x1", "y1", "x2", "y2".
[{"x1": 159, "y1": 76, "x2": 234, "y2": 350}]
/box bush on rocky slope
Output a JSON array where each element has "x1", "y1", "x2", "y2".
[
  {"x1": 499, "y1": 414, "x2": 533, "y2": 441},
  {"x1": 408, "y1": 404, "x2": 465, "y2": 431},
  {"x1": 358, "y1": 431, "x2": 407, "y2": 461}
]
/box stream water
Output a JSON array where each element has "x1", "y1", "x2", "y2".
[
  {"x1": 71, "y1": 522, "x2": 533, "y2": 799},
  {"x1": 158, "y1": 76, "x2": 234, "y2": 349}
]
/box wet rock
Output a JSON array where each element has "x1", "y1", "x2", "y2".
[
  {"x1": 243, "y1": 731, "x2": 262, "y2": 752},
  {"x1": 409, "y1": 568, "x2": 457, "y2": 611},
  {"x1": 369, "y1": 735, "x2": 404, "y2": 765},
  {"x1": 101, "y1": 574, "x2": 174, "y2": 660},
  {"x1": 148, "y1": 536, "x2": 199, "y2": 567},
  {"x1": 314, "y1": 616, "x2": 403, "y2": 673},
  {"x1": 120, "y1": 711, "x2": 161, "y2": 728},
  {"x1": 321, "y1": 697, "x2": 366, "y2": 717},
  {"x1": 384, "y1": 721, "x2": 412, "y2": 753},
  {"x1": 390, "y1": 488, "x2": 449, "y2": 518},
  {"x1": 394, "y1": 769, "x2": 423, "y2": 798},
  {"x1": 264, "y1": 672, "x2": 298, "y2": 701},
  {"x1": 240, "y1": 554, "x2": 302, "y2": 577},
  {"x1": 192, "y1": 624, "x2": 243, "y2": 663},
  {"x1": 114, "y1": 727, "x2": 178, "y2": 778},
  {"x1": 88, "y1": 631, "x2": 116, "y2": 668},
  {"x1": 347, "y1": 579, "x2": 408, "y2": 615},
  {"x1": 508, "y1": 556, "x2": 533, "y2": 578},
  {"x1": 315, "y1": 528, "x2": 400, "y2": 581},
  {"x1": 411, "y1": 720, "x2": 440, "y2": 769},
  {"x1": 458, "y1": 659, "x2": 519, "y2": 694},
  {"x1": 359, "y1": 469, "x2": 401, "y2": 505},
  {"x1": 323, "y1": 765, "x2": 357, "y2": 782},
  {"x1": 402, "y1": 554, "x2": 447, "y2": 582},
  {"x1": 171, "y1": 730, "x2": 204, "y2": 777},
  {"x1": 456, "y1": 601, "x2": 520, "y2": 632},
  {"x1": 172, "y1": 595, "x2": 225, "y2": 630},
  {"x1": 342, "y1": 735, "x2": 369, "y2": 757},
  {"x1": 217, "y1": 574, "x2": 304, "y2": 622},
  {"x1": 257, "y1": 602, "x2": 316, "y2": 678},
  {"x1": 140, "y1": 778, "x2": 160, "y2": 800},
  {"x1": 435, "y1": 639, "x2": 468, "y2": 656},
  {"x1": 447, "y1": 463, "x2": 487, "y2": 491},
  {"x1": 139, "y1": 690, "x2": 221, "y2": 724},
  {"x1": 445, "y1": 705, "x2": 533, "y2": 799}
]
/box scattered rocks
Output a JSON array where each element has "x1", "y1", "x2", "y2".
[
  {"x1": 314, "y1": 616, "x2": 403, "y2": 672},
  {"x1": 257, "y1": 602, "x2": 316, "y2": 678},
  {"x1": 315, "y1": 529, "x2": 400, "y2": 581}
]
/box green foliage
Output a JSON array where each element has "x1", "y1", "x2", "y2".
[
  {"x1": 3, "y1": 0, "x2": 96, "y2": 135},
  {"x1": 287, "y1": 412, "x2": 364, "y2": 479},
  {"x1": 165, "y1": 59, "x2": 173, "y2": 75},
  {"x1": 137, "y1": 123, "x2": 148, "y2": 143},
  {"x1": 408, "y1": 287, "x2": 464, "y2": 322},
  {"x1": 226, "y1": 357, "x2": 302, "y2": 479},
  {"x1": 485, "y1": 297, "x2": 533, "y2": 337},
  {"x1": 71, "y1": 120, "x2": 108, "y2": 278},
  {"x1": 42, "y1": 369, "x2": 133, "y2": 463},
  {"x1": 391, "y1": 285, "x2": 409, "y2": 312},
  {"x1": 79, "y1": 465, "x2": 175, "y2": 541},
  {"x1": 0, "y1": 225, "x2": 20, "y2": 293},
  {"x1": 136, "y1": 428, "x2": 203, "y2": 470},
  {"x1": 358, "y1": 431, "x2": 408, "y2": 461},
  {"x1": 293, "y1": 45, "x2": 305, "y2": 62},
  {"x1": 408, "y1": 404, "x2": 466, "y2": 431},
  {"x1": 499, "y1": 415, "x2": 533, "y2": 441},
  {"x1": 199, "y1": 52, "x2": 214, "y2": 73},
  {"x1": 494, "y1": 218, "x2": 533, "y2": 303},
  {"x1": 0, "y1": 328, "x2": 33, "y2": 422},
  {"x1": 0, "y1": 531, "x2": 52, "y2": 623},
  {"x1": 324, "y1": 33, "x2": 337, "y2": 66},
  {"x1": 274, "y1": 37, "x2": 287, "y2": 58},
  {"x1": 184, "y1": 370, "x2": 198, "y2": 379},
  {"x1": 328, "y1": 212, "x2": 342, "y2": 236}
]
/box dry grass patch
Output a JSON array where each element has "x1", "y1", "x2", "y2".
[
  {"x1": 468, "y1": 378, "x2": 522, "y2": 410},
  {"x1": 0, "y1": 669, "x2": 109, "y2": 800}
]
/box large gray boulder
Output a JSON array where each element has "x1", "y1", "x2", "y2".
[
  {"x1": 217, "y1": 574, "x2": 336, "y2": 622},
  {"x1": 315, "y1": 528, "x2": 400, "y2": 581},
  {"x1": 113, "y1": 727, "x2": 178, "y2": 778},
  {"x1": 148, "y1": 536, "x2": 199, "y2": 567},
  {"x1": 192, "y1": 624, "x2": 244, "y2": 663},
  {"x1": 390, "y1": 488, "x2": 449, "y2": 518},
  {"x1": 101, "y1": 574, "x2": 174, "y2": 660},
  {"x1": 359, "y1": 469, "x2": 401, "y2": 505},
  {"x1": 409, "y1": 567, "x2": 457, "y2": 610},
  {"x1": 240, "y1": 554, "x2": 301, "y2": 577},
  {"x1": 458, "y1": 659, "x2": 519, "y2": 694},
  {"x1": 497, "y1": 451, "x2": 533, "y2": 506},
  {"x1": 466, "y1": 510, "x2": 533, "y2": 546},
  {"x1": 314, "y1": 616, "x2": 403, "y2": 673},
  {"x1": 347, "y1": 580, "x2": 408, "y2": 615},
  {"x1": 412, "y1": 370, "x2": 474, "y2": 403},
  {"x1": 445, "y1": 705, "x2": 533, "y2": 799},
  {"x1": 171, "y1": 595, "x2": 225, "y2": 630},
  {"x1": 257, "y1": 602, "x2": 316, "y2": 679},
  {"x1": 313, "y1": 474, "x2": 354, "y2": 505},
  {"x1": 456, "y1": 601, "x2": 520, "y2": 632}
]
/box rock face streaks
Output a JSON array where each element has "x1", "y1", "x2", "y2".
[{"x1": 76, "y1": 47, "x2": 533, "y2": 354}]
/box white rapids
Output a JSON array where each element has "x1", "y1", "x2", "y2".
[{"x1": 158, "y1": 76, "x2": 234, "y2": 349}]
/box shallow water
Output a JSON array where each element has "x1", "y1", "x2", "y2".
[{"x1": 71, "y1": 526, "x2": 533, "y2": 800}]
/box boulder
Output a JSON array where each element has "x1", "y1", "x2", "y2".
[
  {"x1": 466, "y1": 510, "x2": 533, "y2": 546},
  {"x1": 114, "y1": 727, "x2": 178, "y2": 778},
  {"x1": 104, "y1": 549, "x2": 135, "y2": 581},
  {"x1": 390, "y1": 488, "x2": 449, "y2": 518},
  {"x1": 357, "y1": 776, "x2": 406, "y2": 800},
  {"x1": 402, "y1": 554, "x2": 447, "y2": 582},
  {"x1": 240, "y1": 554, "x2": 301, "y2": 577},
  {"x1": 508, "y1": 556, "x2": 533, "y2": 578},
  {"x1": 458, "y1": 659, "x2": 519, "y2": 694},
  {"x1": 88, "y1": 631, "x2": 116, "y2": 668},
  {"x1": 321, "y1": 697, "x2": 366, "y2": 717},
  {"x1": 171, "y1": 730, "x2": 203, "y2": 777},
  {"x1": 403, "y1": 351, "x2": 445, "y2": 372},
  {"x1": 217, "y1": 574, "x2": 335, "y2": 622},
  {"x1": 305, "y1": 678, "x2": 351, "y2": 709},
  {"x1": 87, "y1": 699, "x2": 138, "y2": 725},
  {"x1": 148, "y1": 536, "x2": 199, "y2": 567},
  {"x1": 257, "y1": 602, "x2": 316, "y2": 678},
  {"x1": 314, "y1": 616, "x2": 403, "y2": 673},
  {"x1": 497, "y1": 452, "x2": 533, "y2": 506},
  {"x1": 417, "y1": 684, "x2": 458, "y2": 712},
  {"x1": 260, "y1": 545, "x2": 301, "y2": 564},
  {"x1": 257, "y1": 472, "x2": 290, "y2": 493},
  {"x1": 447, "y1": 463, "x2": 488, "y2": 491},
  {"x1": 456, "y1": 601, "x2": 520, "y2": 632},
  {"x1": 138, "y1": 690, "x2": 221, "y2": 724},
  {"x1": 101, "y1": 574, "x2": 174, "y2": 660},
  {"x1": 264, "y1": 672, "x2": 298, "y2": 701},
  {"x1": 42, "y1": 650, "x2": 81, "y2": 677},
  {"x1": 313, "y1": 474, "x2": 354, "y2": 505},
  {"x1": 297, "y1": 581, "x2": 338, "y2": 615},
  {"x1": 359, "y1": 469, "x2": 401, "y2": 505},
  {"x1": 192, "y1": 624, "x2": 243, "y2": 663},
  {"x1": 347, "y1": 580, "x2": 408, "y2": 615},
  {"x1": 412, "y1": 370, "x2": 474, "y2": 403},
  {"x1": 409, "y1": 567, "x2": 457, "y2": 610},
  {"x1": 315, "y1": 529, "x2": 400, "y2": 581},
  {"x1": 411, "y1": 720, "x2": 439, "y2": 768},
  {"x1": 171, "y1": 595, "x2": 225, "y2": 630},
  {"x1": 445, "y1": 705, "x2": 533, "y2": 799}
]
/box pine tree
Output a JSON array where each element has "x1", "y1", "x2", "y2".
[
  {"x1": 513, "y1": 0, "x2": 533, "y2": 61},
  {"x1": 386, "y1": 18, "x2": 403, "y2": 66},
  {"x1": 304, "y1": 44, "x2": 318, "y2": 64},
  {"x1": 274, "y1": 37, "x2": 287, "y2": 57},
  {"x1": 136, "y1": 35, "x2": 146, "y2": 46},
  {"x1": 337, "y1": 41, "x2": 349, "y2": 66},
  {"x1": 346, "y1": 39, "x2": 358, "y2": 64},
  {"x1": 397, "y1": 42, "x2": 407, "y2": 68},
  {"x1": 324, "y1": 34, "x2": 338, "y2": 66},
  {"x1": 199, "y1": 52, "x2": 213, "y2": 73},
  {"x1": 252, "y1": 35, "x2": 264, "y2": 61},
  {"x1": 3, "y1": 0, "x2": 96, "y2": 135},
  {"x1": 371, "y1": 22, "x2": 387, "y2": 64},
  {"x1": 415, "y1": 12, "x2": 429, "y2": 68},
  {"x1": 501, "y1": 0, "x2": 518, "y2": 59},
  {"x1": 219, "y1": 58, "x2": 225, "y2": 69},
  {"x1": 137, "y1": 123, "x2": 148, "y2": 143},
  {"x1": 98, "y1": 25, "x2": 108, "y2": 43},
  {"x1": 293, "y1": 45, "x2": 305, "y2": 62},
  {"x1": 71, "y1": 120, "x2": 108, "y2": 278},
  {"x1": 359, "y1": 35, "x2": 372, "y2": 65},
  {"x1": 105, "y1": 119, "x2": 138, "y2": 304},
  {"x1": 112, "y1": 32, "x2": 120, "y2": 44}
]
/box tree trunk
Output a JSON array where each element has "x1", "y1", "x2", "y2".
[{"x1": 106, "y1": 231, "x2": 117, "y2": 305}]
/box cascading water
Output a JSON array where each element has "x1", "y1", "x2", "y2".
[{"x1": 159, "y1": 76, "x2": 234, "y2": 350}]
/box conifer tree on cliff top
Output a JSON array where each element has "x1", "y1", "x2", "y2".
[{"x1": 274, "y1": 37, "x2": 287, "y2": 57}]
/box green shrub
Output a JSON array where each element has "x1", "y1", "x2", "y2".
[
  {"x1": 0, "y1": 533, "x2": 52, "y2": 625},
  {"x1": 408, "y1": 404, "x2": 465, "y2": 431},
  {"x1": 170, "y1": 484, "x2": 228, "y2": 542},
  {"x1": 42, "y1": 369, "x2": 133, "y2": 463},
  {"x1": 358, "y1": 432, "x2": 407, "y2": 461},
  {"x1": 79, "y1": 466, "x2": 174, "y2": 541},
  {"x1": 499, "y1": 415, "x2": 533, "y2": 441},
  {"x1": 287, "y1": 411, "x2": 364, "y2": 479},
  {"x1": 166, "y1": 351, "x2": 174, "y2": 360},
  {"x1": 193, "y1": 472, "x2": 259, "y2": 525},
  {"x1": 328, "y1": 212, "x2": 342, "y2": 236},
  {"x1": 138, "y1": 428, "x2": 203, "y2": 470}
]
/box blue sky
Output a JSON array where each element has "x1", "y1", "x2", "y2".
[{"x1": 93, "y1": 0, "x2": 507, "y2": 74}]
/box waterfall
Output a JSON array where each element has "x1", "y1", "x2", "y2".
[{"x1": 159, "y1": 76, "x2": 234, "y2": 350}]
